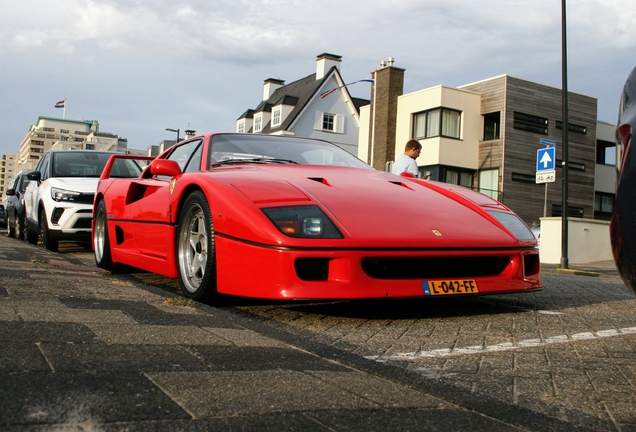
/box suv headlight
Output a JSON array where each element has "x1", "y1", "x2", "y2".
[
  {"x1": 51, "y1": 187, "x2": 81, "y2": 202},
  {"x1": 262, "y1": 205, "x2": 343, "y2": 238}
]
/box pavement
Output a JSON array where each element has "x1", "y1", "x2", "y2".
[
  {"x1": 540, "y1": 259, "x2": 621, "y2": 278},
  {"x1": 0, "y1": 232, "x2": 629, "y2": 431}
]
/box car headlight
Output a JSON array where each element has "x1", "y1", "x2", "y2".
[
  {"x1": 262, "y1": 205, "x2": 343, "y2": 238},
  {"x1": 51, "y1": 187, "x2": 81, "y2": 202},
  {"x1": 487, "y1": 211, "x2": 535, "y2": 240}
]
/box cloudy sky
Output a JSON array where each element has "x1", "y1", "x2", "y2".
[{"x1": 1, "y1": 0, "x2": 634, "y2": 157}]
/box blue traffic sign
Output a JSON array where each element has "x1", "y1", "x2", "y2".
[
  {"x1": 537, "y1": 147, "x2": 555, "y2": 171},
  {"x1": 540, "y1": 138, "x2": 556, "y2": 147}
]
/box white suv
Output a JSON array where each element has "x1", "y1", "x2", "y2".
[{"x1": 24, "y1": 150, "x2": 142, "y2": 251}]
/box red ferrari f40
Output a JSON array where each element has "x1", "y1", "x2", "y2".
[{"x1": 93, "y1": 133, "x2": 542, "y2": 303}]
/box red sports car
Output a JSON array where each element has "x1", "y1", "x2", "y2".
[{"x1": 93, "y1": 133, "x2": 542, "y2": 303}]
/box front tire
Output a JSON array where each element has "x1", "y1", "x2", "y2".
[
  {"x1": 16, "y1": 214, "x2": 25, "y2": 241},
  {"x1": 177, "y1": 191, "x2": 218, "y2": 303},
  {"x1": 94, "y1": 200, "x2": 115, "y2": 270},
  {"x1": 40, "y1": 209, "x2": 58, "y2": 252},
  {"x1": 8, "y1": 216, "x2": 15, "y2": 238}
]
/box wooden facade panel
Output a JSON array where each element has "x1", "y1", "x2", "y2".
[{"x1": 464, "y1": 76, "x2": 598, "y2": 225}]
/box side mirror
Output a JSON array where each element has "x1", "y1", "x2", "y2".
[
  {"x1": 26, "y1": 171, "x2": 41, "y2": 182},
  {"x1": 5, "y1": 188, "x2": 15, "y2": 196},
  {"x1": 149, "y1": 159, "x2": 183, "y2": 178}
]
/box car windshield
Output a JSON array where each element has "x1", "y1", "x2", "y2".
[
  {"x1": 53, "y1": 152, "x2": 142, "y2": 178},
  {"x1": 208, "y1": 134, "x2": 371, "y2": 169}
]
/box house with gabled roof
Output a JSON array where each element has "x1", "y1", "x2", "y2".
[{"x1": 236, "y1": 53, "x2": 370, "y2": 155}]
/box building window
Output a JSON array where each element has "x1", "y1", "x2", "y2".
[
  {"x1": 86, "y1": 143, "x2": 95, "y2": 150},
  {"x1": 551, "y1": 204, "x2": 584, "y2": 218},
  {"x1": 511, "y1": 172, "x2": 536, "y2": 183},
  {"x1": 314, "y1": 112, "x2": 344, "y2": 133},
  {"x1": 513, "y1": 111, "x2": 548, "y2": 135},
  {"x1": 272, "y1": 109, "x2": 282, "y2": 127},
  {"x1": 237, "y1": 121, "x2": 245, "y2": 134},
  {"x1": 445, "y1": 169, "x2": 473, "y2": 187},
  {"x1": 413, "y1": 108, "x2": 461, "y2": 140},
  {"x1": 483, "y1": 112, "x2": 500, "y2": 140},
  {"x1": 594, "y1": 192, "x2": 614, "y2": 220},
  {"x1": 323, "y1": 113, "x2": 334, "y2": 131},
  {"x1": 254, "y1": 115, "x2": 262, "y2": 133},
  {"x1": 596, "y1": 139, "x2": 616, "y2": 165},
  {"x1": 556, "y1": 121, "x2": 587, "y2": 134},
  {"x1": 42, "y1": 127, "x2": 54, "y2": 132},
  {"x1": 60, "y1": 129, "x2": 69, "y2": 133},
  {"x1": 479, "y1": 169, "x2": 500, "y2": 201}
]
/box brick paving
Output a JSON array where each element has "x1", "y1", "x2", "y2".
[
  {"x1": 232, "y1": 273, "x2": 636, "y2": 430},
  {"x1": 3, "y1": 233, "x2": 635, "y2": 430}
]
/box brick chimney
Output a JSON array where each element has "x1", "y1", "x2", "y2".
[{"x1": 368, "y1": 58, "x2": 404, "y2": 170}]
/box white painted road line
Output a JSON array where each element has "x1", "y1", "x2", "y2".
[{"x1": 366, "y1": 327, "x2": 636, "y2": 361}]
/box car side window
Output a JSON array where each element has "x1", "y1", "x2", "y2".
[
  {"x1": 167, "y1": 140, "x2": 202, "y2": 172},
  {"x1": 184, "y1": 143, "x2": 203, "y2": 173},
  {"x1": 17, "y1": 175, "x2": 28, "y2": 193},
  {"x1": 39, "y1": 154, "x2": 50, "y2": 181}
]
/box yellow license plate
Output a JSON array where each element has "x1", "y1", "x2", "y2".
[{"x1": 423, "y1": 279, "x2": 479, "y2": 296}]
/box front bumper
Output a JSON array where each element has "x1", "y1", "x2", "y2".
[{"x1": 214, "y1": 235, "x2": 543, "y2": 300}]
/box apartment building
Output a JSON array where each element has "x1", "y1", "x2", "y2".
[{"x1": 358, "y1": 64, "x2": 614, "y2": 226}]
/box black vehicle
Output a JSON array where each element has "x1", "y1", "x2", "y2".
[
  {"x1": 5, "y1": 173, "x2": 30, "y2": 239},
  {"x1": 611, "y1": 64, "x2": 636, "y2": 296},
  {"x1": 0, "y1": 204, "x2": 6, "y2": 229}
]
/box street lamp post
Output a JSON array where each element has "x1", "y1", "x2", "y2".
[{"x1": 166, "y1": 128, "x2": 180, "y2": 143}]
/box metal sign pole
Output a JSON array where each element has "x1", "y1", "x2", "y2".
[{"x1": 560, "y1": 0, "x2": 570, "y2": 269}]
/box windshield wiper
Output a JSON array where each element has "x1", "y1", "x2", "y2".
[{"x1": 211, "y1": 158, "x2": 299, "y2": 167}]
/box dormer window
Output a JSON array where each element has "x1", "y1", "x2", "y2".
[
  {"x1": 272, "y1": 108, "x2": 282, "y2": 127},
  {"x1": 254, "y1": 115, "x2": 263, "y2": 133}
]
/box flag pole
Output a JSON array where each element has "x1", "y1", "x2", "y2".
[{"x1": 63, "y1": 99, "x2": 66, "y2": 119}]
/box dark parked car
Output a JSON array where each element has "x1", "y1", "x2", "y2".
[
  {"x1": 611, "y1": 64, "x2": 636, "y2": 295},
  {"x1": 5, "y1": 173, "x2": 30, "y2": 239},
  {"x1": 0, "y1": 204, "x2": 6, "y2": 230}
]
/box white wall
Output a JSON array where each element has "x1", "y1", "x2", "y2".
[
  {"x1": 539, "y1": 217, "x2": 613, "y2": 264},
  {"x1": 290, "y1": 74, "x2": 360, "y2": 153},
  {"x1": 395, "y1": 85, "x2": 481, "y2": 169},
  {"x1": 595, "y1": 163, "x2": 616, "y2": 193}
]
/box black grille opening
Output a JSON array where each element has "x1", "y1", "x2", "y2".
[
  {"x1": 71, "y1": 218, "x2": 92, "y2": 229},
  {"x1": 295, "y1": 258, "x2": 330, "y2": 281},
  {"x1": 524, "y1": 254, "x2": 540, "y2": 276},
  {"x1": 362, "y1": 256, "x2": 511, "y2": 280}
]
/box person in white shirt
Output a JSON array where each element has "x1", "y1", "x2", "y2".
[{"x1": 392, "y1": 139, "x2": 421, "y2": 177}]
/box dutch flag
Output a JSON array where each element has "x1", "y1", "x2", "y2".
[
  {"x1": 320, "y1": 79, "x2": 374, "y2": 98},
  {"x1": 54, "y1": 99, "x2": 65, "y2": 108}
]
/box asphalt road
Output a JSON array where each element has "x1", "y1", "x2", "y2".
[{"x1": 1, "y1": 233, "x2": 635, "y2": 431}]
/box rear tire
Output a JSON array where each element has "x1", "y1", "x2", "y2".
[
  {"x1": 94, "y1": 200, "x2": 115, "y2": 271},
  {"x1": 40, "y1": 209, "x2": 59, "y2": 252},
  {"x1": 177, "y1": 191, "x2": 218, "y2": 303},
  {"x1": 25, "y1": 224, "x2": 39, "y2": 245}
]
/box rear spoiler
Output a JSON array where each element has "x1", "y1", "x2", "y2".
[{"x1": 101, "y1": 155, "x2": 156, "y2": 180}]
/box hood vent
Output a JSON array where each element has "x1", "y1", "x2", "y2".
[
  {"x1": 308, "y1": 177, "x2": 332, "y2": 187},
  {"x1": 389, "y1": 181, "x2": 414, "y2": 191}
]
